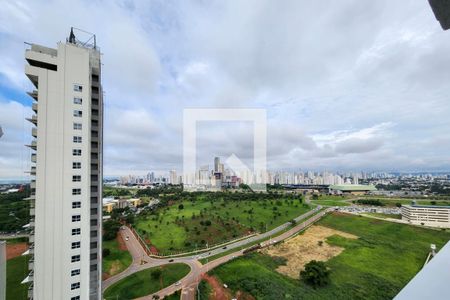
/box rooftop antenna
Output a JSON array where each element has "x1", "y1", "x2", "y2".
[{"x1": 68, "y1": 27, "x2": 76, "y2": 44}]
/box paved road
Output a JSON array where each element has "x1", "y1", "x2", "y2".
[{"x1": 102, "y1": 206, "x2": 328, "y2": 300}]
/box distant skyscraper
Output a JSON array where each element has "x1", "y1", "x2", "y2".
[
  {"x1": 214, "y1": 157, "x2": 220, "y2": 173},
  {"x1": 169, "y1": 170, "x2": 178, "y2": 184},
  {"x1": 25, "y1": 29, "x2": 102, "y2": 300}
]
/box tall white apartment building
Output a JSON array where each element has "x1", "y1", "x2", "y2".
[{"x1": 25, "y1": 29, "x2": 102, "y2": 300}]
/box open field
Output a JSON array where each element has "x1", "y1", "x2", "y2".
[
  {"x1": 262, "y1": 225, "x2": 357, "y2": 278},
  {"x1": 312, "y1": 199, "x2": 350, "y2": 207},
  {"x1": 6, "y1": 255, "x2": 30, "y2": 300},
  {"x1": 103, "y1": 263, "x2": 190, "y2": 299},
  {"x1": 364, "y1": 212, "x2": 402, "y2": 219},
  {"x1": 135, "y1": 194, "x2": 310, "y2": 253},
  {"x1": 102, "y1": 234, "x2": 132, "y2": 279},
  {"x1": 208, "y1": 212, "x2": 450, "y2": 299},
  {"x1": 314, "y1": 195, "x2": 354, "y2": 201}
]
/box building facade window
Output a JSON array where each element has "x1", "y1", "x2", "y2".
[
  {"x1": 72, "y1": 189, "x2": 81, "y2": 195},
  {"x1": 71, "y1": 282, "x2": 80, "y2": 290},
  {"x1": 71, "y1": 296, "x2": 80, "y2": 300},
  {"x1": 74, "y1": 97, "x2": 82, "y2": 105},
  {"x1": 72, "y1": 228, "x2": 81, "y2": 236},
  {"x1": 71, "y1": 269, "x2": 81, "y2": 276},
  {"x1": 73, "y1": 149, "x2": 82, "y2": 156},
  {"x1": 72, "y1": 215, "x2": 81, "y2": 222},
  {"x1": 73, "y1": 123, "x2": 82, "y2": 130},
  {"x1": 73, "y1": 110, "x2": 82, "y2": 117},
  {"x1": 73, "y1": 136, "x2": 82, "y2": 143},
  {"x1": 71, "y1": 241, "x2": 80, "y2": 249},
  {"x1": 72, "y1": 175, "x2": 81, "y2": 182},
  {"x1": 72, "y1": 201, "x2": 81, "y2": 209},
  {"x1": 71, "y1": 255, "x2": 80, "y2": 262},
  {"x1": 74, "y1": 85, "x2": 82, "y2": 92},
  {"x1": 73, "y1": 162, "x2": 81, "y2": 169}
]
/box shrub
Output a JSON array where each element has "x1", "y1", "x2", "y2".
[
  {"x1": 300, "y1": 260, "x2": 330, "y2": 288},
  {"x1": 151, "y1": 268, "x2": 162, "y2": 280},
  {"x1": 102, "y1": 248, "x2": 111, "y2": 257}
]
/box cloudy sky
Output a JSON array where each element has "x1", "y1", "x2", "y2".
[{"x1": 1, "y1": 0, "x2": 450, "y2": 179}]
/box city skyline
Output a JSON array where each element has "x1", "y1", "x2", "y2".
[{"x1": 1, "y1": 1, "x2": 450, "y2": 180}]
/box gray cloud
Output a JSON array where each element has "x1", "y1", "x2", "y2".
[{"x1": 1, "y1": 0, "x2": 450, "y2": 177}]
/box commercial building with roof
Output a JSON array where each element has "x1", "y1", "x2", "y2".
[
  {"x1": 401, "y1": 204, "x2": 450, "y2": 228},
  {"x1": 329, "y1": 184, "x2": 377, "y2": 195}
]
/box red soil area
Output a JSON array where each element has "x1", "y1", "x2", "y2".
[
  {"x1": 6, "y1": 243, "x2": 28, "y2": 260},
  {"x1": 202, "y1": 274, "x2": 231, "y2": 300},
  {"x1": 150, "y1": 245, "x2": 159, "y2": 254},
  {"x1": 144, "y1": 237, "x2": 160, "y2": 254}
]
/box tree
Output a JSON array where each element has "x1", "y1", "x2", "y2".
[
  {"x1": 151, "y1": 268, "x2": 163, "y2": 280},
  {"x1": 102, "y1": 248, "x2": 111, "y2": 257},
  {"x1": 300, "y1": 260, "x2": 330, "y2": 288},
  {"x1": 312, "y1": 194, "x2": 319, "y2": 200},
  {"x1": 178, "y1": 204, "x2": 184, "y2": 210},
  {"x1": 103, "y1": 219, "x2": 121, "y2": 241}
]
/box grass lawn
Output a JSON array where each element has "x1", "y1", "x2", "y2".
[
  {"x1": 135, "y1": 197, "x2": 310, "y2": 253},
  {"x1": 209, "y1": 212, "x2": 450, "y2": 300},
  {"x1": 103, "y1": 263, "x2": 190, "y2": 299},
  {"x1": 6, "y1": 255, "x2": 30, "y2": 300},
  {"x1": 315, "y1": 195, "x2": 353, "y2": 201},
  {"x1": 312, "y1": 200, "x2": 350, "y2": 207},
  {"x1": 102, "y1": 238, "x2": 132, "y2": 278},
  {"x1": 365, "y1": 212, "x2": 402, "y2": 219}
]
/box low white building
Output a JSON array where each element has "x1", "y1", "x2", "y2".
[{"x1": 401, "y1": 205, "x2": 450, "y2": 228}]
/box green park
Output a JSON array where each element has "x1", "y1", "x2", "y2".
[{"x1": 133, "y1": 190, "x2": 310, "y2": 253}]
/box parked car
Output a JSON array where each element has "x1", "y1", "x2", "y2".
[{"x1": 169, "y1": 259, "x2": 174, "y2": 262}]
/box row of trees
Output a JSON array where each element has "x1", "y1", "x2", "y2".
[
  {"x1": 355, "y1": 199, "x2": 384, "y2": 206},
  {"x1": 103, "y1": 207, "x2": 136, "y2": 241}
]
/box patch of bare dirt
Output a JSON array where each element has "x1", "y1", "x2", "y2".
[
  {"x1": 202, "y1": 274, "x2": 232, "y2": 300},
  {"x1": 262, "y1": 225, "x2": 358, "y2": 279},
  {"x1": 6, "y1": 243, "x2": 28, "y2": 260},
  {"x1": 235, "y1": 290, "x2": 256, "y2": 300},
  {"x1": 109, "y1": 261, "x2": 122, "y2": 276}
]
